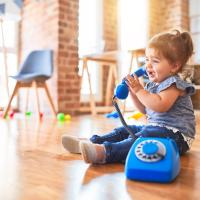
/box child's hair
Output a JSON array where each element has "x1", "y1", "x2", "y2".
[{"x1": 147, "y1": 30, "x2": 193, "y2": 70}]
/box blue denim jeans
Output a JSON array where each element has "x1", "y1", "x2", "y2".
[{"x1": 90, "y1": 125, "x2": 189, "y2": 163}]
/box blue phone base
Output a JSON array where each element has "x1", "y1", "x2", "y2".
[{"x1": 125, "y1": 137, "x2": 180, "y2": 183}]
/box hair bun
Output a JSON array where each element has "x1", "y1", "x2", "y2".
[{"x1": 180, "y1": 32, "x2": 194, "y2": 58}]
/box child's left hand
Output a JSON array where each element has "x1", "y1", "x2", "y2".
[{"x1": 125, "y1": 74, "x2": 143, "y2": 94}]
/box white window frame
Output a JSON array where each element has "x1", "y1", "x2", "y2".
[
  {"x1": 189, "y1": 0, "x2": 200, "y2": 63},
  {"x1": 0, "y1": 18, "x2": 19, "y2": 108},
  {"x1": 118, "y1": 0, "x2": 148, "y2": 109},
  {"x1": 78, "y1": 0, "x2": 103, "y2": 102}
]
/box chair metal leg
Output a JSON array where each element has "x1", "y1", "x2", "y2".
[
  {"x1": 3, "y1": 82, "x2": 20, "y2": 118},
  {"x1": 43, "y1": 82, "x2": 57, "y2": 118}
]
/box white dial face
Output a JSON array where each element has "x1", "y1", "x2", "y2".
[{"x1": 135, "y1": 139, "x2": 166, "y2": 162}]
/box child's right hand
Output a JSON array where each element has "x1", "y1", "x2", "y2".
[{"x1": 125, "y1": 74, "x2": 143, "y2": 94}]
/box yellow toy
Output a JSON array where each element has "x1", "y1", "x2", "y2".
[
  {"x1": 57, "y1": 113, "x2": 71, "y2": 121},
  {"x1": 65, "y1": 114, "x2": 71, "y2": 121},
  {"x1": 128, "y1": 111, "x2": 144, "y2": 120}
]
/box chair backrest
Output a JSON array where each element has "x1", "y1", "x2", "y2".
[{"x1": 19, "y1": 50, "x2": 54, "y2": 77}]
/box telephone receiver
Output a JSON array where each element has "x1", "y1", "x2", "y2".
[
  {"x1": 114, "y1": 66, "x2": 147, "y2": 100},
  {"x1": 125, "y1": 137, "x2": 180, "y2": 183}
]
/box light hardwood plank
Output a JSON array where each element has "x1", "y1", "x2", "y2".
[{"x1": 0, "y1": 112, "x2": 200, "y2": 200}]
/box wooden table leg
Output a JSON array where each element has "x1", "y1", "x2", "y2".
[
  {"x1": 129, "y1": 52, "x2": 134, "y2": 73},
  {"x1": 83, "y1": 59, "x2": 96, "y2": 115},
  {"x1": 105, "y1": 65, "x2": 114, "y2": 106},
  {"x1": 112, "y1": 63, "x2": 118, "y2": 86},
  {"x1": 123, "y1": 53, "x2": 134, "y2": 113}
]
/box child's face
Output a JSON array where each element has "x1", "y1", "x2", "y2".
[{"x1": 145, "y1": 48, "x2": 178, "y2": 83}]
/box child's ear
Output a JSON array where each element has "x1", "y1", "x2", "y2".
[{"x1": 172, "y1": 63, "x2": 181, "y2": 73}]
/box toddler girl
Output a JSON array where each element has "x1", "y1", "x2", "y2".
[{"x1": 62, "y1": 30, "x2": 196, "y2": 164}]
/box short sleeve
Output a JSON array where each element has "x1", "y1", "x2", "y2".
[
  {"x1": 144, "y1": 81, "x2": 157, "y2": 91},
  {"x1": 157, "y1": 76, "x2": 195, "y2": 95}
]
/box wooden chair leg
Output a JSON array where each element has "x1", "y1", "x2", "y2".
[
  {"x1": 3, "y1": 82, "x2": 20, "y2": 118},
  {"x1": 43, "y1": 82, "x2": 57, "y2": 118},
  {"x1": 32, "y1": 81, "x2": 41, "y2": 118}
]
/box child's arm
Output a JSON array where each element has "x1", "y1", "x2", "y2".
[
  {"x1": 129, "y1": 90, "x2": 146, "y2": 114},
  {"x1": 134, "y1": 85, "x2": 181, "y2": 112},
  {"x1": 126, "y1": 75, "x2": 182, "y2": 113}
]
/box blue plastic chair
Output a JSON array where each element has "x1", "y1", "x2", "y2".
[
  {"x1": 3, "y1": 50, "x2": 57, "y2": 118},
  {"x1": 11, "y1": 50, "x2": 53, "y2": 82}
]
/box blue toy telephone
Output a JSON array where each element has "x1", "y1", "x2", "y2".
[
  {"x1": 112, "y1": 66, "x2": 180, "y2": 183},
  {"x1": 125, "y1": 137, "x2": 180, "y2": 182},
  {"x1": 114, "y1": 66, "x2": 146, "y2": 99}
]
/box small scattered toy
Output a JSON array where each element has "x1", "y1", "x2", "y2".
[
  {"x1": 65, "y1": 114, "x2": 71, "y2": 121},
  {"x1": 57, "y1": 113, "x2": 65, "y2": 121},
  {"x1": 105, "y1": 111, "x2": 119, "y2": 119},
  {"x1": 0, "y1": 111, "x2": 4, "y2": 118},
  {"x1": 9, "y1": 111, "x2": 15, "y2": 118},
  {"x1": 40, "y1": 112, "x2": 43, "y2": 119},
  {"x1": 57, "y1": 113, "x2": 71, "y2": 121},
  {"x1": 25, "y1": 111, "x2": 32, "y2": 117},
  {"x1": 128, "y1": 111, "x2": 144, "y2": 120},
  {"x1": 0, "y1": 111, "x2": 15, "y2": 119}
]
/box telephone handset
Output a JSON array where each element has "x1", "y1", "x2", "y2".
[{"x1": 125, "y1": 137, "x2": 180, "y2": 183}]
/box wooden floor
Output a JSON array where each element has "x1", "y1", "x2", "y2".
[{"x1": 1, "y1": 112, "x2": 200, "y2": 200}]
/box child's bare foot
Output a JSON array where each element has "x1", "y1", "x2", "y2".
[
  {"x1": 62, "y1": 135, "x2": 88, "y2": 154},
  {"x1": 80, "y1": 141, "x2": 106, "y2": 164}
]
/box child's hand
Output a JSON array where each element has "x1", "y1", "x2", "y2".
[{"x1": 125, "y1": 74, "x2": 143, "y2": 94}]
